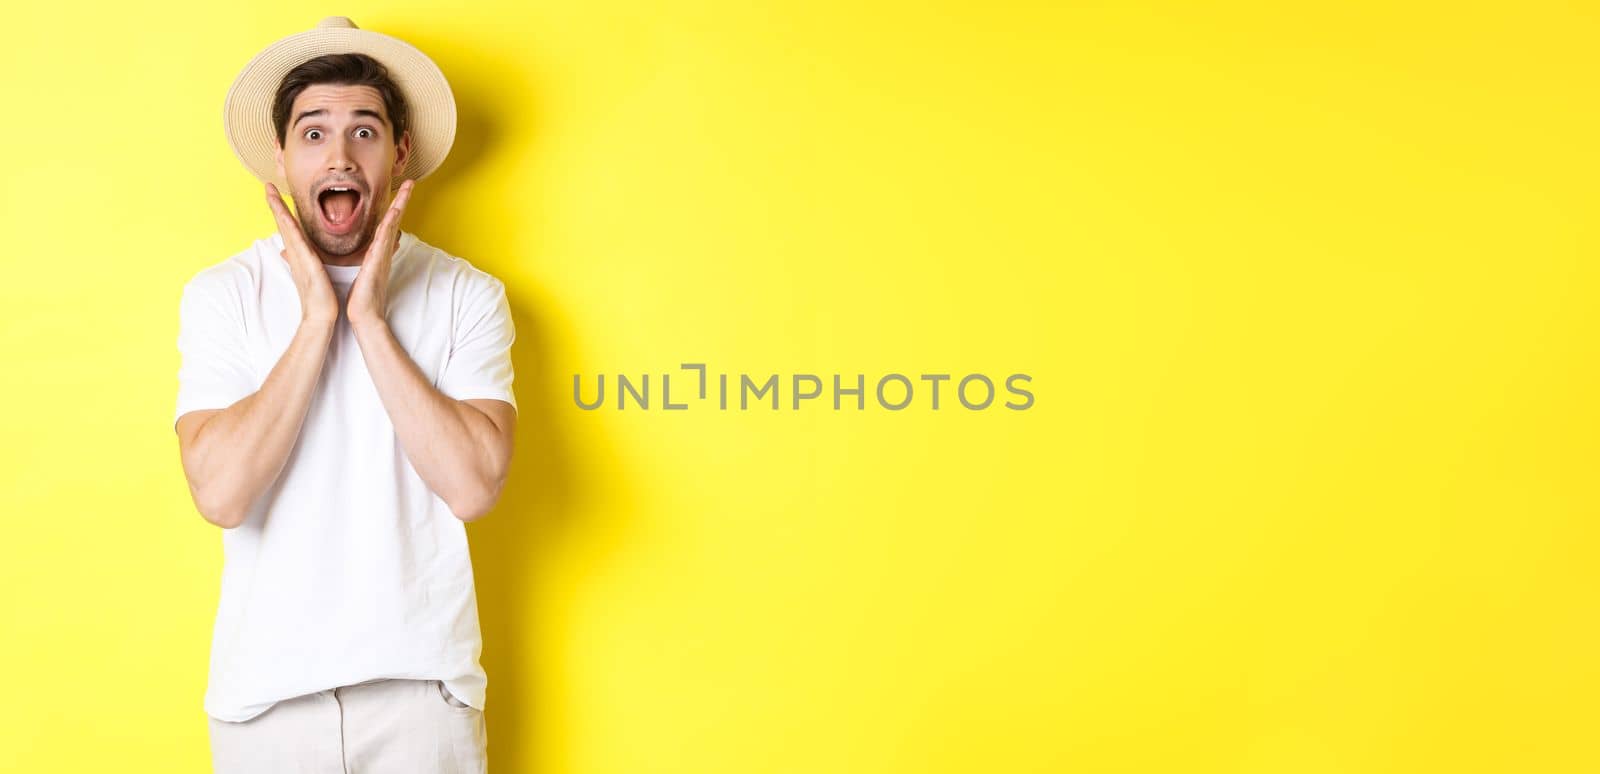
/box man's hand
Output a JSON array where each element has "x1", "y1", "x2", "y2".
[
  {"x1": 265, "y1": 182, "x2": 341, "y2": 326},
  {"x1": 348, "y1": 178, "x2": 416, "y2": 330}
]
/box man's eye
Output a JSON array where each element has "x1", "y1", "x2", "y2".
[
  {"x1": 356, "y1": 127, "x2": 375, "y2": 139},
  {"x1": 304, "y1": 129, "x2": 322, "y2": 141}
]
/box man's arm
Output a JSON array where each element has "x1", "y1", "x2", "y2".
[
  {"x1": 350, "y1": 319, "x2": 515, "y2": 522},
  {"x1": 175, "y1": 317, "x2": 337, "y2": 529}
]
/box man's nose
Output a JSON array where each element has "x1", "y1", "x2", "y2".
[{"x1": 325, "y1": 136, "x2": 356, "y2": 173}]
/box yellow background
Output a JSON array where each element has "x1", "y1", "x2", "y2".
[{"x1": 2, "y1": 1, "x2": 1596, "y2": 771}]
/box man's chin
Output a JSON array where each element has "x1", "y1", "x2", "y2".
[{"x1": 312, "y1": 231, "x2": 369, "y2": 257}]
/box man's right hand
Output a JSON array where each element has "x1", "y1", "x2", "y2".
[{"x1": 266, "y1": 182, "x2": 341, "y2": 326}]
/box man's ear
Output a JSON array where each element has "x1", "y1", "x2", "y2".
[
  {"x1": 273, "y1": 144, "x2": 285, "y2": 185},
  {"x1": 391, "y1": 130, "x2": 412, "y2": 180}
]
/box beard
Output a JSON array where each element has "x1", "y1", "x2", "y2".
[{"x1": 291, "y1": 189, "x2": 375, "y2": 258}]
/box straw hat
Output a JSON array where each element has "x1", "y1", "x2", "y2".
[{"x1": 223, "y1": 16, "x2": 457, "y2": 191}]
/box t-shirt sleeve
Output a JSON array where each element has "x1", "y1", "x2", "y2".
[
  {"x1": 174, "y1": 276, "x2": 257, "y2": 429},
  {"x1": 437, "y1": 275, "x2": 518, "y2": 413}
]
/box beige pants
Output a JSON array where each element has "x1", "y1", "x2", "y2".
[{"x1": 207, "y1": 678, "x2": 487, "y2": 773}]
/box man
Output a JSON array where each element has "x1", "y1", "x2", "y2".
[{"x1": 174, "y1": 17, "x2": 512, "y2": 772}]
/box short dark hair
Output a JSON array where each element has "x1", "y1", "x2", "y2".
[{"x1": 271, "y1": 53, "x2": 409, "y2": 148}]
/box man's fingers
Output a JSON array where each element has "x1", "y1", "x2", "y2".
[
  {"x1": 265, "y1": 185, "x2": 285, "y2": 222},
  {"x1": 391, "y1": 179, "x2": 414, "y2": 216},
  {"x1": 265, "y1": 183, "x2": 292, "y2": 219},
  {"x1": 265, "y1": 183, "x2": 299, "y2": 232},
  {"x1": 370, "y1": 179, "x2": 414, "y2": 254},
  {"x1": 382, "y1": 179, "x2": 414, "y2": 232},
  {"x1": 265, "y1": 182, "x2": 317, "y2": 254}
]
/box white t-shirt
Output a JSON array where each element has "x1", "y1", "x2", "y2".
[{"x1": 175, "y1": 230, "x2": 517, "y2": 723}]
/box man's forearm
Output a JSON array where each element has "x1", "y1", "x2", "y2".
[
  {"x1": 351, "y1": 319, "x2": 503, "y2": 520},
  {"x1": 187, "y1": 317, "x2": 337, "y2": 528}
]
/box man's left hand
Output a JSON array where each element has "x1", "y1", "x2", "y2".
[{"x1": 348, "y1": 178, "x2": 416, "y2": 329}]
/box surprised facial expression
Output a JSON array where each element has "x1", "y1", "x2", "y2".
[{"x1": 274, "y1": 83, "x2": 411, "y2": 259}]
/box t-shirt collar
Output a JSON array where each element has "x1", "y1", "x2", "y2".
[{"x1": 267, "y1": 230, "x2": 416, "y2": 283}]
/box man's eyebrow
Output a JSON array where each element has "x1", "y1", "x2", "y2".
[{"x1": 292, "y1": 108, "x2": 388, "y2": 129}]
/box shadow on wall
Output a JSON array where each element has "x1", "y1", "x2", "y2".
[{"x1": 385, "y1": 28, "x2": 638, "y2": 774}]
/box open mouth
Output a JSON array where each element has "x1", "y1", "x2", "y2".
[{"x1": 316, "y1": 184, "x2": 364, "y2": 234}]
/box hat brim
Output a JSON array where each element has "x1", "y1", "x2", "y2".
[{"x1": 223, "y1": 26, "x2": 456, "y2": 193}]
